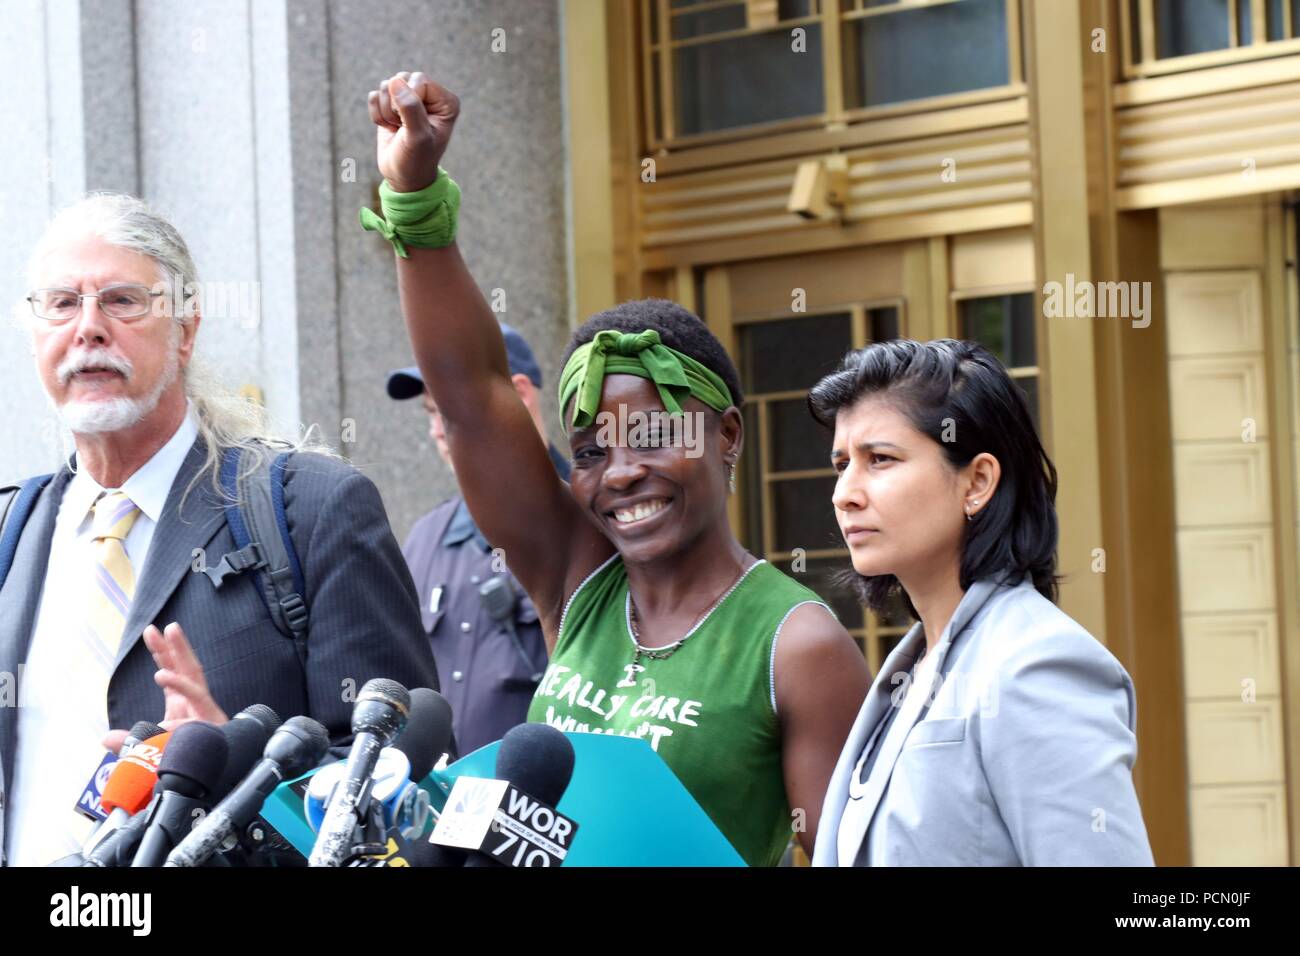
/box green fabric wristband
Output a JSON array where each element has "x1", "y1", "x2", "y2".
[
  {"x1": 558, "y1": 328, "x2": 735, "y2": 429},
  {"x1": 358, "y1": 167, "x2": 461, "y2": 257}
]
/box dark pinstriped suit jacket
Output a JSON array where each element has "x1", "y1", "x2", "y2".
[{"x1": 0, "y1": 437, "x2": 439, "y2": 862}]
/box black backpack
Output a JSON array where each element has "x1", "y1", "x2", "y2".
[{"x1": 0, "y1": 446, "x2": 309, "y2": 659}]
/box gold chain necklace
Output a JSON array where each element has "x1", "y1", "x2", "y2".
[{"x1": 626, "y1": 560, "x2": 759, "y2": 666}]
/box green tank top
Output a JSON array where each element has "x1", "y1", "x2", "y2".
[{"x1": 526, "y1": 555, "x2": 830, "y2": 867}]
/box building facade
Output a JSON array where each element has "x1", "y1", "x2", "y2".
[
  {"x1": 2, "y1": 0, "x2": 1296, "y2": 866},
  {"x1": 564, "y1": 0, "x2": 1300, "y2": 866}
]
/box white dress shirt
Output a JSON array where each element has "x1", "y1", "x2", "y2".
[{"x1": 6, "y1": 404, "x2": 198, "y2": 866}]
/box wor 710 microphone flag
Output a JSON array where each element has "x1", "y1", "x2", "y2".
[{"x1": 431, "y1": 776, "x2": 578, "y2": 866}]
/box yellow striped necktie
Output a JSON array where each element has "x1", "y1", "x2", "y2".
[{"x1": 87, "y1": 491, "x2": 142, "y2": 662}]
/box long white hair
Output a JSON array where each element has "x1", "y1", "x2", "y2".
[{"x1": 22, "y1": 192, "x2": 337, "y2": 501}]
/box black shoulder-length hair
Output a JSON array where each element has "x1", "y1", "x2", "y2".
[{"x1": 807, "y1": 338, "x2": 1059, "y2": 617}]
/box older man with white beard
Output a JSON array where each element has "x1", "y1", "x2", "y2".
[{"x1": 0, "y1": 193, "x2": 438, "y2": 866}]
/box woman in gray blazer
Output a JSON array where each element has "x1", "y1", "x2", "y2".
[{"x1": 808, "y1": 339, "x2": 1154, "y2": 866}]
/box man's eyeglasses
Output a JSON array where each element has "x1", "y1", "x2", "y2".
[{"x1": 27, "y1": 284, "x2": 164, "y2": 323}]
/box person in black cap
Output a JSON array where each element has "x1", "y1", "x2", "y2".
[{"x1": 388, "y1": 321, "x2": 568, "y2": 755}]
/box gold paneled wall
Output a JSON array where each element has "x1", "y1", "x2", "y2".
[{"x1": 1163, "y1": 202, "x2": 1291, "y2": 865}]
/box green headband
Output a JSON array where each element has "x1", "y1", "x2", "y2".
[{"x1": 558, "y1": 329, "x2": 735, "y2": 429}]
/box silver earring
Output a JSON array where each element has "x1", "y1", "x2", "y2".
[
  {"x1": 728, "y1": 462, "x2": 736, "y2": 495},
  {"x1": 966, "y1": 499, "x2": 980, "y2": 521}
]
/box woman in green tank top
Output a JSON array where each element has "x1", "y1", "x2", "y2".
[{"x1": 367, "y1": 68, "x2": 870, "y2": 866}]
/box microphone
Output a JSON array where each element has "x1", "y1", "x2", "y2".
[
  {"x1": 75, "y1": 720, "x2": 165, "y2": 825},
  {"x1": 305, "y1": 748, "x2": 430, "y2": 841},
  {"x1": 164, "y1": 715, "x2": 328, "y2": 868},
  {"x1": 303, "y1": 689, "x2": 450, "y2": 845},
  {"x1": 494, "y1": 724, "x2": 575, "y2": 807},
  {"x1": 78, "y1": 721, "x2": 173, "y2": 868},
  {"x1": 432, "y1": 723, "x2": 578, "y2": 867},
  {"x1": 81, "y1": 729, "x2": 172, "y2": 855},
  {"x1": 308, "y1": 679, "x2": 410, "y2": 867},
  {"x1": 81, "y1": 707, "x2": 276, "y2": 865},
  {"x1": 212, "y1": 705, "x2": 283, "y2": 801},
  {"x1": 333, "y1": 686, "x2": 451, "y2": 867},
  {"x1": 130, "y1": 722, "x2": 228, "y2": 867},
  {"x1": 82, "y1": 808, "x2": 152, "y2": 867},
  {"x1": 124, "y1": 721, "x2": 166, "y2": 752},
  {"x1": 395, "y1": 688, "x2": 453, "y2": 780},
  {"x1": 382, "y1": 688, "x2": 451, "y2": 839}
]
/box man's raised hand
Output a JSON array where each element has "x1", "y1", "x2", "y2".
[{"x1": 368, "y1": 71, "x2": 459, "y2": 193}]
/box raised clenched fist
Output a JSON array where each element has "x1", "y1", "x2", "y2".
[{"x1": 368, "y1": 71, "x2": 460, "y2": 193}]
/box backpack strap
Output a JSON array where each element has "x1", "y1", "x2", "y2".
[
  {"x1": 203, "y1": 447, "x2": 308, "y2": 661},
  {"x1": 0, "y1": 474, "x2": 55, "y2": 593}
]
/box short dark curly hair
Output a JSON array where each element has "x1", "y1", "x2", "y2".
[
  {"x1": 808, "y1": 338, "x2": 1059, "y2": 617},
  {"x1": 560, "y1": 299, "x2": 744, "y2": 415}
]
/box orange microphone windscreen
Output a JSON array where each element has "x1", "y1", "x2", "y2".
[{"x1": 100, "y1": 731, "x2": 171, "y2": 814}]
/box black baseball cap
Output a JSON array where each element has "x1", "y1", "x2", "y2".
[{"x1": 387, "y1": 321, "x2": 545, "y2": 400}]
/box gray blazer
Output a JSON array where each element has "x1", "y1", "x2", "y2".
[
  {"x1": 0, "y1": 437, "x2": 439, "y2": 863},
  {"x1": 813, "y1": 575, "x2": 1155, "y2": 867}
]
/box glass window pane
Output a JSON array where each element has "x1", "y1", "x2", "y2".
[
  {"x1": 672, "y1": 0, "x2": 811, "y2": 10},
  {"x1": 771, "y1": 398, "x2": 834, "y2": 471},
  {"x1": 1130, "y1": 0, "x2": 1144, "y2": 59},
  {"x1": 673, "y1": 25, "x2": 823, "y2": 135},
  {"x1": 739, "y1": 312, "x2": 851, "y2": 394},
  {"x1": 868, "y1": 304, "x2": 899, "y2": 342},
  {"x1": 773, "y1": 475, "x2": 841, "y2": 553},
  {"x1": 959, "y1": 293, "x2": 1036, "y2": 369},
  {"x1": 1155, "y1": 0, "x2": 1231, "y2": 58},
  {"x1": 1238, "y1": 0, "x2": 1253, "y2": 44},
  {"x1": 775, "y1": 557, "x2": 864, "y2": 630},
  {"x1": 1266, "y1": 0, "x2": 1284, "y2": 40},
  {"x1": 879, "y1": 631, "x2": 905, "y2": 660},
  {"x1": 651, "y1": 52, "x2": 663, "y2": 138},
  {"x1": 845, "y1": 0, "x2": 1008, "y2": 109},
  {"x1": 671, "y1": 4, "x2": 747, "y2": 40}
]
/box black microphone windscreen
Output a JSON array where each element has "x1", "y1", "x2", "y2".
[
  {"x1": 352, "y1": 678, "x2": 411, "y2": 740},
  {"x1": 397, "y1": 688, "x2": 453, "y2": 780},
  {"x1": 157, "y1": 722, "x2": 228, "y2": 796},
  {"x1": 126, "y1": 720, "x2": 164, "y2": 747},
  {"x1": 214, "y1": 715, "x2": 272, "y2": 800},
  {"x1": 236, "y1": 704, "x2": 282, "y2": 735},
  {"x1": 268, "y1": 716, "x2": 331, "y2": 775},
  {"x1": 495, "y1": 724, "x2": 575, "y2": 807}
]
